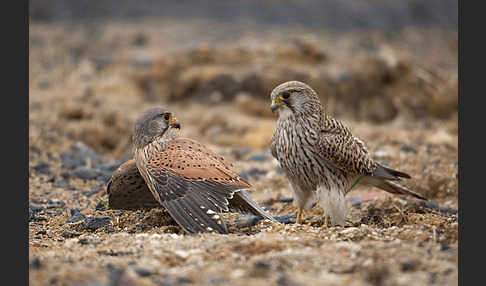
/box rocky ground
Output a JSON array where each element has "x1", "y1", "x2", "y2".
[{"x1": 29, "y1": 19, "x2": 457, "y2": 286}]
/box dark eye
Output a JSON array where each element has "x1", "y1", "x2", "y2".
[
  {"x1": 163, "y1": 113, "x2": 171, "y2": 121},
  {"x1": 280, "y1": 91, "x2": 291, "y2": 100}
]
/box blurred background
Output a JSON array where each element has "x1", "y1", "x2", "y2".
[
  {"x1": 29, "y1": 2, "x2": 458, "y2": 285},
  {"x1": 29, "y1": 0, "x2": 457, "y2": 158}
]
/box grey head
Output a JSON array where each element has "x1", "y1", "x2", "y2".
[
  {"x1": 270, "y1": 81, "x2": 322, "y2": 118},
  {"x1": 132, "y1": 107, "x2": 180, "y2": 149}
]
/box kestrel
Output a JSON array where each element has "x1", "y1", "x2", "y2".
[
  {"x1": 269, "y1": 81, "x2": 426, "y2": 226},
  {"x1": 107, "y1": 107, "x2": 275, "y2": 234}
]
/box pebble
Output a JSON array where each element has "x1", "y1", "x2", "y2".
[
  {"x1": 62, "y1": 231, "x2": 82, "y2": 238},
  {"x1": 29, "y1": 257, "x2": 43, "y2": 269},
  {"x1": 231, "y1": 147, "x2": 251, "y2": 159},
  {"x1": 133, "y1": 267, "x2": 153, "y2": 277},
  {"x1": 131, "y1": 58, "x2": 153, "y2": 69},
  {"x1": 83, "y1": 216, "x2": 112, "y2": 231},
  {"x1": 346, "y1": 197, "x2": 363, "y2": 207},
  {"x1": 85, "y1": 187, "x2": 102, "y2": 197},
  {"x1": 275, "y1": 167, "x2": 284, "y2": 174},
  {"x1": 52, "y1": 178, "x2": 70, "y2": 189},
  {"x1": 67, "y1": 209, "x2": 85, "y2": 223},
  {"x1": 95, "y1": 201, "x2": 106, "y2": 211},
  {"x1": 205, "y1": 277, "x2": 225, "y2": 285},
  {"x1": 60, "y1": 142, "x2": 102, "y2": 170},
  {"x1": 440, "y1": 243, "x2": 451, "y2": 251},
  {"x1": 32, "y1": 162, "x2": 51, "y2": 175},
  {"x1": 234, "y1": 214, "x2": 262, "y2": 228},
  {"x1": 176, "y1": 276, "x2": 193, "y2": 284},
  {"x1": 37, "y1": 80, "x2": 50, "y2": 90},
  {"x1": 248, "y1": 152, "x2": 268, "y2": 162},
  {"x1": 30, "y1": 205, "x2": 44, "y2": 214},
  {"x1": 279, "y1": 197, "x2": 294, "y2": 203},
  {"x1": 62, "y1": 167, "x2": 105, "y2": 181},
  {"x1": 401, "y1": 144, "x2": 418, "y2": 153},
  {"x1": 251, "y1": 260, "x2": 271, "y2": 277},
  {"x1": 401, "y1": 261, "x2": 417, "y2": 272},
  {"x1": 274, "y1": 214, "x2": 297, "y2": 224}
]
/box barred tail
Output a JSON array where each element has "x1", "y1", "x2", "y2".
[
  {"x1": 362, "y1": 177, "x2": 427, "y2": 200},
  {"x1": 229, "y1": 190, "x2": 278, "y2": 223}
]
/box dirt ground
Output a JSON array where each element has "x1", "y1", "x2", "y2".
[{"x1": 29, "y1": 18, "x2": 458, "y2": 286}]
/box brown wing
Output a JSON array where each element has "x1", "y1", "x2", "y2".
[
  {"x1": 143, "y1": 138, "x2": 250, "y2": 234},
  {"x1": 317, "y1": 117, "x2": 377, "y2": 175},
  {"x1": 107, "y1": 159, "x2": 161, "y2": 210}
]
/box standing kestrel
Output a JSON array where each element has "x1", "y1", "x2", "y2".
[
  {"x1": 107, "y1": 107, "x2": 275, "y2": 234},
  {"x1": 269, "y1": 81, "x2": 426, "y2": 226}
]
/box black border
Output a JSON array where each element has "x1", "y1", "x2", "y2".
[{"x1": 5, "y1": 0, "x2": 29, "y2": 285}]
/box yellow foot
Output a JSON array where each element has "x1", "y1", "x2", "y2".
[
  {"x1": 319, "y1": 216, "x2": 329, "y2": 228},
  {"x1": 296, "y1": 208, "x2": 304, "y2": 224}
]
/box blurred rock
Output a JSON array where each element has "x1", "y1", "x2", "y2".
[
  {"x1": 83, "y1": 216, "x2": 112, "y2": 231},
  {"x1": 235, "y1": 214, "x2": 262, "y2": 229}
]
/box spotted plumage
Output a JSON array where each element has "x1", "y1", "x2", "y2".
[
  {"x1": 110, "y1": 107, "x2": 275, "y2": 234},
  {"x1": 269, "y1": 81, "x2": 426, "y2": 226}
]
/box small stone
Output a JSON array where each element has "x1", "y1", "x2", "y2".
[
  {"x1": 85, "y1": 187, "x2": 102, "y2": 197},
  {"x1": 33, "y1": 162, "x2": 51, "y2": 175},
  {"x1": 401, "y1": 261, "x2": 417, "y2": 272},
  {"x1": 347, "y1": 197, "x2": 363, "y2": 207},
  {"x1": 275, "y1": 167, "x2": 284, "y2": 174},
  {"x1": 274, "y1": 214, "x2": 296, "y2": 224},
  {"x1": 114, "y1": 211, "x2": 123, "y2": 216},
  {"x1": 251, "y1": 260, "x2": 270, "y2": 277},
  {"x1": 133, "y1": 267, "x2": 153, "y2": 277},
  {"x1": 53, "y1": 178, "x2": 70, "y2": 189},
  {"x1": 67, "y1": 209, "x2": 85, "y2": 223},
  {"x1": 248, "y1": 152, "x2": 268, "y2": 162},
  {"x1": 231, "y1": 147, "x2": 251, "y2": 159},
  {"x1": 95, "y1": 201, "x2": 106, "y2": 211},
  {"x1": 440, "y1": 243, "x2": 451, "y2": 251},
  {"x1": 30, "y1": 205, "x2": 44, "y2": 214},
  {"x1": 29, "y1": 257, "x2": 43, "y2": 269},
  {"x1": 400, "y1": 144, "x2": 417, "y2": 153},
  {"x1": 234, "y1": 214, "x2": 263, "y2": 228},
  {"x1": 206, "y1": 277, "x2": 225, "y2": 285},
  {"x1": 83, "y1": 216, "x2": 112, "y2": 231},
  {"x1": 138, "y1": 214, "x2": 145, "y2": 219},
  {"x1": 279, "y1": 197, "x2": 294, "y2": 203},
  {"x1": 60, "y1": 142, "x2": 102, "y2": 170},
  {"x1": 131, "y1": 58, "x2": 153, "y2": 69},
  {"x1": 36, "y1": 230, "x2": 47, "y2": 235},
  {"x1": 105, "y1": 227, "x2": 115, "y2": 233},
  {"x1": 132, "y1": 33, "x2": 148, "y2": 46},
  {"x1": 62, "y1": 167, "x2": 103, "y2": 181},
  {"x1": 176, "y1": 276, "x2": 193, "y2": 284},
  {"x1": 37, "y1": 80, "x2": 50, "y2": 90},
  {"x1": 62, "y1": 231, "x2": 82, "y2": 238}
]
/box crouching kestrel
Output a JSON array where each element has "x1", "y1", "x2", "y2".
[
  {"x1": 107, "y1": 107, "x2": 275, "y2": 234},
  {"x1": 269, "y1": 81, "x2": 426, "y2": 226}
]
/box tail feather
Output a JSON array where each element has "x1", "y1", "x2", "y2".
[
  {"x1": 362, "y1": 177, "x2": 427, "y2": 200},
  {"x1": 229, "y1": 190, "x2": 278, "y2": 223},
  {"x1": 373, "y1": 164, "x2": 411, "y2": 180}
]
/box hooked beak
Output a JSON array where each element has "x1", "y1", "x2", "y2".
[
  {"x1": 170, "y1": 117, "x2": 181, "y2": 129},
  {"x1": 270, "y1": 99, "x2": 281, "y2": 113}
]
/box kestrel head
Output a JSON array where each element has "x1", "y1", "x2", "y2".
[
  {"x1": 132, "y1": 107, "x2": 180, "y2": 149},
  {"x1": 270, "y1": 81, "x2": 321, "y2": 118}
]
